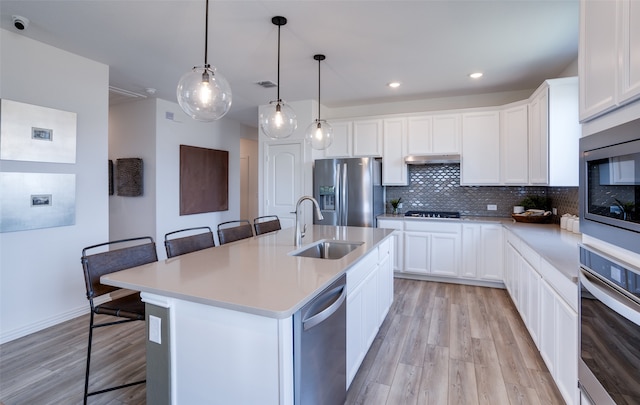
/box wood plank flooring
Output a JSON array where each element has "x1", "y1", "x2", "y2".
[{"x1": 0, "y1": 279, "x2": 564, "y2": 405}]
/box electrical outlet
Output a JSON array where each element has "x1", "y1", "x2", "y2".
[
  {"x1": 552, "y1": 207, "x2": 557, "y2": 215},
  {"x1": 149, "y1": 315, "x2": 161, "y2": 344},
  {"x1": 487, "y1": 204, "x2": 497, "y2": 211},
  {"x1": 398, "y1": 203, "x2": 403, "y2": 208}
]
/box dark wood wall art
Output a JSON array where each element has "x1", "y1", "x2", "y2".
[
  {"x1": 116, "y1": 158, "x2": 143, "y2": 196},
  {"x1": 180, "y1": 145, "x2": 228, "y2": 215}
]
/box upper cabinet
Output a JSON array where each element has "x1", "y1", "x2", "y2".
[
  {"x1": 579, "y1": 0, "x2": 640, "y2": 121},
  {"x1": 530, "y1": 78, "x2": 580, "y2": 187},
  {"x1": 352, "y1": 119, "x2": 383, "y2": 157},
  {"x1": 325, "y1": 119, "x2": 382, "y2": 158},
  {"x1": 500, "y1": 102, "x2": 529, "y2": 185},
  {"x1": 382, "y1": 118, "x2": 408, "y2": 186},
  {"x1": 407, "y1": 114, "x2": 460, "y2": 155},
  {"x1": 325, "y1": 121, "x2": 352, "y2": 158},
  {"x1": 461, "y1": 110, "x2": 501, "y2": 185}
]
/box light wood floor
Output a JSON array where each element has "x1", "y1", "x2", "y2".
[{"x1": 0, "y1": 279, "x2": 564, "y2": 405}]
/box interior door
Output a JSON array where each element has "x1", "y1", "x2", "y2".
[{"x1": 264, "y1": 142, "x2": 303, "y2": 229}]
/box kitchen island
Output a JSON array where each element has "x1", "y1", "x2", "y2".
[{"x1": 101, "y1": 225, "x2": 394, "y2": 405}]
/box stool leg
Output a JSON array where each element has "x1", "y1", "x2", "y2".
[{"x1": 84, "y1": 311, "x2": 95, "y2": 405}]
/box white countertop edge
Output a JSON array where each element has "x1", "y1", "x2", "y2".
[{"x1": 102, "y1": 226, "x2": 394, "y2": 319}]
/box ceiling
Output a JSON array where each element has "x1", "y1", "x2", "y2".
[{"x1": 0, "y1": 1, "x2": 579, "y2": 128}]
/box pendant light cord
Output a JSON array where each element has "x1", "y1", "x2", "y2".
[
  {"x1": 317, "y1": 57, "x2": 321, "y2": 120},
  {"x1": 204, "y1": 0, "x2": 209, "y2": 68},
  {"x1": 276, "y1": 23, "x2": 281, "y2": 102}
]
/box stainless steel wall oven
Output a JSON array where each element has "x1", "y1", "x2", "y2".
[
  {"x1": 579, "y1": 118, "x2": 640, "y2": 255},
  {"x1": 579, "y1": 245, "x2": 640, "y2": 404}
]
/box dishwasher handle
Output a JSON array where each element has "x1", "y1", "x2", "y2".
[{"x1": 303, "y1": 284, "x2": 346, "y2": 331}]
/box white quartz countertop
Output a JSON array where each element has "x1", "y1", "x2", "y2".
[
  {"x1": 101, "y1": 225, "x2": 393, "y2": 319},
  {"x1": 378, "y1": 214, "x2": 581, "y2": 282}
]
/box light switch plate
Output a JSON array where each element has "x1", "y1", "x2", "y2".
[{"x1": 149, "y1": 315, "x2": 161, "y2": 344}]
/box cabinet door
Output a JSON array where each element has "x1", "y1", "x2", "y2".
[
  {"x1": 325, "y1": 121, "x2": 352, "y2": 158},
  {"x1": 346, "y1": 282, "x2": 364, "y2": 387},
  {"x1": 524, "y1": 260, "x2": 540, "y2": 346},
  {"x1": 579, "y1": 0, "x2": 618, "y2": 121},
  {"x1": 377, "y1": 220, "x2": 404, "y2": 272},
  {"x1": 539, "y1": 280, "x2": 556, "y2": 374},
  {"x1": 432, "y1": 114, "x2": 460, "y2": 154},
  {"x1": 378, "y1": 253, "x2": 393, "y2": 323},
  {"x1": 478, "y1": 224, "x2": 504, "y2": 281},
  {"x1": 362, "y1": 268, "x2": 379, "y2": 350},
  {"x1": 430, "y1": 232, "x2": 460, "y2": 277},
  {"x1": 404, "y1": 232, "x2": 430, "y2": 273},
  {"x1": 461, "y1": 223, "x2": 479, "y2": 279},
  {"x1": 407, "y1": 115, "x2": 433, "y2": 154},
  {"x1": 461, "y1": 111, "x2": 500, "y2": 185},
  {"x1": 554, "y1": 294, "x2": 579, "y2": 405},
  {"x1": 353, "y1": 119, "x2": 382, "y2": 157},
  {"x1": 501, "y1": 104, "x2": 529, "y2": 184},
  {"x1": 619, "y1": 0, "x2": 640, "y2": 104},
  {"x1": 382, "y1": 118, "x2": 408, "y2": 185},
  {"x1": 529, "y1": 89, "x2": 549, "y2": 184}
]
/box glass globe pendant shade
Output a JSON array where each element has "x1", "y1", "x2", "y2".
[
  {"x1": 177, "y1": 65, "x2": 232, "y2": 122},
  {"x1": 259, "y1": 100, "x2": 297, "y2": 139},
  {"x1": 305, "y1": 119, "x2": 333, "y2": 150}
]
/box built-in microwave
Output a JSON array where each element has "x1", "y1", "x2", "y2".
[{"x1": 579, "y1": 118, "x2": 640, "y2": 255}]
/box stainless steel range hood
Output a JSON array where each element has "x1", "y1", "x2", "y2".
[{"x1": 405, "y1": 154, "x2": 460, "y2": 165}]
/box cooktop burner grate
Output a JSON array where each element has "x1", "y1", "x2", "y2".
[{"x1": 404, "y1": 210, "x2": 461, "y2": 218}]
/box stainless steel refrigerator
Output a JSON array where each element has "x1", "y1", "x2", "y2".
[{"x1": 313, "y1": 157, "x2": 384, "y2": 227}]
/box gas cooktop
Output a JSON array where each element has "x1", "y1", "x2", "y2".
[{"x1": 404, "y1": 210, "x2": 461, "y2": 219}]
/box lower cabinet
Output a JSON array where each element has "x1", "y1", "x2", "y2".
[
  {"x1": 404, "y1": 221, "x2": 461, "y2": 276},
  {"x1": 504, "y1": 230, "x2": 578, "y2": 405},
  {"x1": 346, "y1": 238, "x2": 393, "y2": 387},
  {"x1": 461, "y1": 223, "x2": 504, "y2": 281},
  {"x1": 377, "y1": 219, "x2": 404, "y2": 272}
]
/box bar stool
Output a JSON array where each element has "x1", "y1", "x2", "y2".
[
  {"x1": 253, "y1": 215, "x2": 281, "y2": 235},
  {"x1": 164, "y1": 226, "x2": 215, "y2": 258},
  {"x1": 217, "y1": 220, "x2": 254, "y2": 245}
]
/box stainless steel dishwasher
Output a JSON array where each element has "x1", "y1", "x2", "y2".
[{"x1": 293, "y1": 273, "x2": 347, "y2": 405}]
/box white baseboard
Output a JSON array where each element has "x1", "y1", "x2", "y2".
[{"x1": 0, "y1": 305, "x2": 90, "y2": 345}]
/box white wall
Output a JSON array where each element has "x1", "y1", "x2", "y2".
[
  {"x1": 109, "y1": 99, "x2": 157, "y2": 242},
  {"x1": 153, "y1": 98, "x2": 246, "y2": 257},
  {"x1": 0, "y1": 30, "x2": 109, "y2": 343}
]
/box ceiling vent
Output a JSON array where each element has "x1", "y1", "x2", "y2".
[
  {"x1": 256, "y1": 80, "x2": 277, "y2": 88},
  {"x1": 108, "y1": 86, "x2": 147, "y2": 105}
]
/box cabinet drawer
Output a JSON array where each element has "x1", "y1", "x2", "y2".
[
  {"x1": 378, "y1": 238, "x2": 391, "y2": 261},
  {"x1": 405, "y1": 220, "x2": 461, "y2": 233},
  {"x1": 538, "y1": 258, "x2": 578, "y2": 311},
  {"x1": 347, "y1": 249, "x2": 378, "y2": 294},
  {"x1": 519, "y1": 242, "x2": 541, "y2": 269},
  {"x1": 377, "y1": 219, "x2": 403, "y2": 231}
]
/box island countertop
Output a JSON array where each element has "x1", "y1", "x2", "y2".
[{"x1": 101, "y1": 225, "x2": 393, "y2": 319}]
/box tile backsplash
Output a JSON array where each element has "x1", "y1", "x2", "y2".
[{"x1": 385, "y1": 164, "x2": 579, "y2": 222}]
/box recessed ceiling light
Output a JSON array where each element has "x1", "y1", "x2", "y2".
[
  {"x1": 388, "y1": 82, "x2": 401, "y2": 88},
  {"x1": 469, "y1": 72, "x2": 483, "y2": 79}
]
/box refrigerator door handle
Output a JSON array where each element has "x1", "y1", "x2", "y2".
[
  {"x1": 341, "y1": 162, "x2": 348, "y2": 225},
  {"x1": 335, "y1": 163, "x2": 341, "y2": 225}
]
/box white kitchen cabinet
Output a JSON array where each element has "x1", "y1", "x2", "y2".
[
  {"x1": 407, "y1": 113, "x2": 460, "y2": 155},
  {"x1": 540, "y1": 279, "x2": 579, "y2": 405},
  {"x1": 461, "y1": 223, "x2": 504, "y2": 281},
  {"x1": 377, "y1": 219, "x2": 404, "y2": 272},
  {"x1": 353, "y1": 119, "x2": 382, "y2": 157},
  {"x1": 404, "y1": 221, "x2": 461, "y2": 277},
  {"x1": 528, "y1": 78, "x2": 580, "y2": 186},
  {"x1": 579, "y1": 0, "x2": 640, "y2": 121},
  {"x1": 461, "y1": 110, "x2": 501, "y2": 185},
  {"x1": 500, "y1": 102, "x2": 529, "y2": 185},
  {"x1": 382, "y1": 118, "x2": 408, "y2": 185},
  {"x1": 346, "y1": 241, "x2": 394, "y2": 387},
  {"x1": 325, "y1": 120, "x2": 352, "y2": 158}
]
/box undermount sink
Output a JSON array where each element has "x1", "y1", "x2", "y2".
[{"x1": 290, "y1": 240, "x2": 364, "y2": 260}]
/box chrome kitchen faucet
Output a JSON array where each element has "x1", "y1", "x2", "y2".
[{"x1": 294, "y1": 196, "x2": 324, "y2": 247}]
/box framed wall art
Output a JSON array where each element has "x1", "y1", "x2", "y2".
[
  {"x1": 0, "y1": 172, "x2": 76, "y2": 232},
  {"x1": 0, "y1": 99, "x2": 77, "y2": 163},
  {"x1": 180, "y1": 145, "x2": 228, "y2": 215}
]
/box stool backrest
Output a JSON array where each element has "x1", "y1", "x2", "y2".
[
  {"x1": 165, "y1": 226, "x2": 215, "y2": 258},
  {"x1": 217, "y1": 220, "x2": 254, "y2": 245},
  {"x1": 81, "y1": 236, "x2": 157, "y2": 301},
  {"x1": 254, "y1": 215, "x2": 281, "y2": 235}
]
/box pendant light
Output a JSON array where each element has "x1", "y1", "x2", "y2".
[
  {"x1": 176, "y1": 0, "x2": 232, "y2": 122},
  {"x1": 259, "y1": 16, "x2": 297, "y2": 139},
  {"x1": 305, "y1": 54, "x2": 333, "y2": 150}
]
